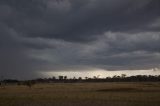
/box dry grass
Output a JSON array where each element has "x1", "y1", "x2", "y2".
[{"x1": 0, "y1": 82, "x2": 160, "y2": 106}]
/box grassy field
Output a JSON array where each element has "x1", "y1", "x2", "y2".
[{"x1": 0, "y1": 82, "x2": 160, "y2": 106}]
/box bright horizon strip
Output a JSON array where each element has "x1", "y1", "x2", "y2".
[{"x1": 41, "y1": 69, "x2": 160, "y2": 79}]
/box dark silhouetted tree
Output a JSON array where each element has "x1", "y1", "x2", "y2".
[
  {"x1": 121, "y1": 74, "x2": 126, "y2": 78},
  {"x1": 59, "y1": 76, "x2": 64, "y2": 80},
  {"x1": 64, "y1": 76, "x2": 67, "y2": 80},
  {"x1": 24, "y1": 81, "x2": 35, "y2": 88}
]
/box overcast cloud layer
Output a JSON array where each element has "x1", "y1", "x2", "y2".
[{"x1": 0, "y1": 0, "x2": 160, "y2": 79}]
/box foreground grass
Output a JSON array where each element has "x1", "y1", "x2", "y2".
[{"x1": 0, "y1": 82, "x2": 160, "y2": 106}]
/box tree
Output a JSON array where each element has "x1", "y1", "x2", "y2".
[
  {"x1": 58, "y1": 76, "x2": 64, "y2": 80},
  {"x1": 113, "y1": 75, "x2": 118, "y2": 78},
  {"x1": 52, "y1": 76, "x2": 56, "y2": 80},
  {"x1": 0, "y1": 76, "x2": 6, "y2": 89},
  {"x1": 24, "y1": 81, "x2": 35, "y2": 88},
  {"x1": 73, "y1": 76, "x2": 76, "y2": 80},
  {"x1": 64, "y1": 76, "x2": 67, "y2": 80},
  {"x1": 78, "y1": 77, "x2": 82, "y2": 80},
  {"x1": 93, "y1": 76, "x2": 97, "y2": 79},
  {"x1": 85, "y1": 77, "x2": 88, "y2": 80},
  {"x1": 121, "y1": 74, "x2": 126, "y2": 78},
  {"x1": 0, "y1": 81, "x2": 5, "y2": 89}
]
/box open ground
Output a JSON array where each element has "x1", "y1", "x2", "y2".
[{"x1": 0, "y1": 82, "x2": 160, "y2": 106}]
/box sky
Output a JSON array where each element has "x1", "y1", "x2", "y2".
[{"x1": 0, "y1": 0, "x2": 160, "y2": 79}]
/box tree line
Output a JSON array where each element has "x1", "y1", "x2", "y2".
[
  {"x1": 1, "y1": 74, "x2": 160, "y2": 88},
  {"x1": 1, "y1": 74, "x2": 160, "y2": 84}
]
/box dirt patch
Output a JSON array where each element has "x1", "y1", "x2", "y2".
[
  {"x1": 96, "y1": 87, "x2": 160, "y2": 92},
  {"x1": 97, "y1": 88, "x2": 137, "y2": 92}
]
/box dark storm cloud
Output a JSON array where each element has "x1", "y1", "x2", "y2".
[
  {"x1": 1, "y1": 0, "x2": 160, "y2": 41},
  {"x1": 0, "y1": 0, "x2": 160, "y2": 79}
]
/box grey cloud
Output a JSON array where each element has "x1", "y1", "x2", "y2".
[
  {"x1": 0, "y1": 0, "x2": 160, "y2": 79},
  {"x1": 1, "y1": 0, "x2": 160, "y2": 42}
]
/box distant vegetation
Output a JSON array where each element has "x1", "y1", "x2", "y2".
[{"x1": 1, "y1": 74, "x2": 160, "y2": 87}]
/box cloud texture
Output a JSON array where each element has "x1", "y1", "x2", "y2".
[{"x1": 0, "y1": 0, "x2": 160, "y2": 79}]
